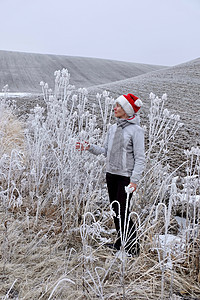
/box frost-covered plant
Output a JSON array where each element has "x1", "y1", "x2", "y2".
[
  {"x1": 153, "y1": 180, "x2": 176, "y2": 300},
  {"x1": 109, "y1": 187, "x2": 141, "y2": 299},
  {"x1": 1, "y1": 84, "x2": 10, "y2": 101},
  {"x1": 147, "y1": 92, "x2": 183, "y2": 160},
  {"x1": 150, "y1": 148, "x2": 200, "y2": 298},
  {"x1": 80, "y1": 212, "x2": 104, "y2": 298},
  {"x1": 22, "y1": 69, "x2": 114, "y2": 229},
  {"x1": 0, "y1": 100, "x2": 25, "y2": 210},
  {"x1": 137, "y1": 92, "x2": 184, "y2": 217},
  {"x1": 174, "y1": 147, "x2": 200, "y2": 279},
  {"x1": 96, "y1": 91, "x2": 115, "y2": 140}
]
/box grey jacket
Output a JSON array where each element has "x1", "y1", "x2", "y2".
[{"x1": 88, "y1": 115, "x2": 145, "y2": 184}]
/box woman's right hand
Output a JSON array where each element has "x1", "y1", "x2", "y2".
[{"x1": 75, "y1": 141, "x2": 90, "y2": 151}]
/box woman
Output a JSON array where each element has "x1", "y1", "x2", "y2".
[{"x1": 76, "y1": 93, "x2": 145, "y2": 255}]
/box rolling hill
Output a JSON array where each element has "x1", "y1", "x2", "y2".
[{"x1": 0, "y1": 50, "x2": 166, "y2": 92}]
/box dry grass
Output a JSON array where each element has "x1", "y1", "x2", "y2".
[
  {"x1": 0, "y1": 107, "x2": 25, "y2": 156},
  {"x1": 0, "y1": 202, "x2": 200, "y2": 299}
]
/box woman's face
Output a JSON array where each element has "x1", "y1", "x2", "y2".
[{"x1": 114, "y1": 103, "x2": 128, "y2": 119}]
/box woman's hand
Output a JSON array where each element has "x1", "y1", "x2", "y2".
[
  {"x1": 125, "y1": 182, "x2": 137, "y2": 194},
  {"x1": 129, "y1": 182, "x2": 137, "y2": 192},
  {"x1": 75, "y1": 141, "x2": 90, "y2": 151}
]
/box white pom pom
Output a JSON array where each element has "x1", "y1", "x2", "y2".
[{"x1": 134, "y1": 99, "x2": 143, "y2": 107}]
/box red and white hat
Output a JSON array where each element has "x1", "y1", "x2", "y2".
[{"x1": 115, "y1": 93, "x2": 143, "y2": 116}]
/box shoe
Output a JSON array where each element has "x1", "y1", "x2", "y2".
[
  {"x1": 104, "y1": 243, "x2": 115, "y2": 249},
  {"x1": 113, "y1": 242, "x2": 121, "y2": 251}
]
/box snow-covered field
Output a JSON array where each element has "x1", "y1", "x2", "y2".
[
  {"x1": 0, "y1": 62, "x2": 200, "y2": 299},
  {"x1": 0, "y1": 50, "x2": 165, "y2": 93},
  {"x1": 0, "y1": 92, "x2": 37, "y2": 98}
]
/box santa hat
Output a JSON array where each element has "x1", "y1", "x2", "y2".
[{"x1": 115, "y1": 93, "x2": 143, "y2": 116}]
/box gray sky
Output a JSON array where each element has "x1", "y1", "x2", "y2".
[{"x1": 1, "y1": 0, "x2": 200, "y2": 66}]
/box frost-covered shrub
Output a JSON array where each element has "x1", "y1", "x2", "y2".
[
  {"x1": 147, "y1": 92, "x2": 183, "y2": 160},
  {"x1": 134, "y1": 92, "x2": 184, "y2": 218},
  {"x1": 0, "y1": 100, "x2": 25, "y2": 209},
  {"x1": 21, "y1": 70, "x2": 115, "y2": 227}
]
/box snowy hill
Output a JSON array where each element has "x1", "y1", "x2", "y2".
[{"x1": 0, "y1": 50, "x2": 166, "y2": 92}]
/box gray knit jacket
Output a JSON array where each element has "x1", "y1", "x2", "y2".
[{"x1": 88, "y1": 116, "x2": 145, "y2": 184}]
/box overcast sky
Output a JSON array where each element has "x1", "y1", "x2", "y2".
[{"x1": 1, "y1": 0, "x2": 200, "y2": 66}]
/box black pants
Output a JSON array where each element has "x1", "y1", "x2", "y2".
[{"x1": 106, "y1": 172, "x2": 139, "y2": 254}]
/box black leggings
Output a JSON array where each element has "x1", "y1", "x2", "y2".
[{"x1": 106, "y1": 172, "x2": 138, "y2": 253}]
